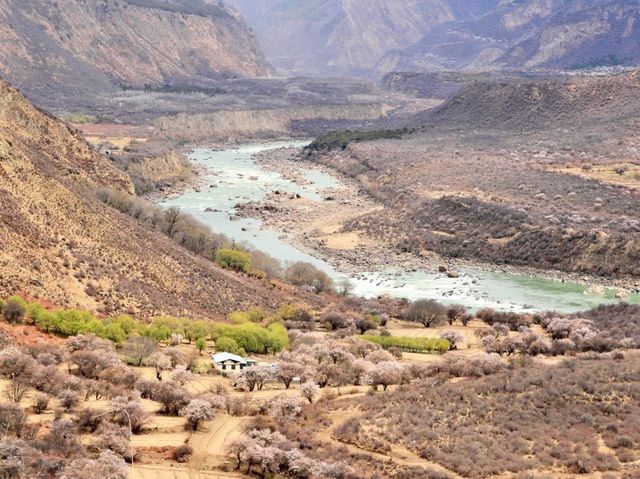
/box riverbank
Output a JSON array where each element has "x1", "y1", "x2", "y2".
[
  {"x1": 142, "y1": 138, "x2": 299, "y2": 202},
  {"x1": 247, "y1": 145, "x2": 639, "y2": 297}
]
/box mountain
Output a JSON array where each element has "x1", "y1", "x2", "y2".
[
  {"x1": 0, "y1": 0, "x2": 272, "y2": 105},
  {"x1": 226, "y1": 0, "x2": 499, "y2": 77},
  {"x1": 0, "y1": 78, "x2": 299, "y2": 318},
  {"x1": 380, "y1": 0, "x2": 640, "y2": 74},
  {"x1": 228, "y1": 0, "x2": 640, "y2": 78}
]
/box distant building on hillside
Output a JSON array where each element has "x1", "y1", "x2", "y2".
[{"x1": 212, "y1": 352, "x2": 256, "y2": 371}]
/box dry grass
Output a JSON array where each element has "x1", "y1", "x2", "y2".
[{"x1": 555, "y1": 163, "x2": 640, "y2": 190}]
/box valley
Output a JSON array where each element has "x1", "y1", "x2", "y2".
[{"x1": 0, "y1": 1, "x2": 639, "y2": 479}]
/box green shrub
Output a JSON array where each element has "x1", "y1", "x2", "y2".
[
  {"x1": 306, "y1": 128, "x2": 409, "y2": 152},
  {"x1": 228, "y1": 311, "x2": 251, "y2": 324},
  {"x1": 362, "y1": 335, "x2": 449, "y2": 354},
  {"x1": 108, "y1": 315, "x2": 138, "y2": 335},
  {"x1": 215, "y1": 248, "x2": 251, "y2": 273},
  {"x1": 195, "y1": 337, "x2": 207, "y2": 354},
  {"x1": 102, "y1": 323, "x2": 127, "y2": 344},
  {"x1": 184, "y1": 321, "x2": 210, "y2": 343},
  {"x1": 211, "y1": 322, "x2": 288, "y2": 354},
  {"x1": 215, "y1": 337, "x2": 245, "y2": 356}
]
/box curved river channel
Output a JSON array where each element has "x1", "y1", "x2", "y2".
[{"x1": 160, "y1": 141, "x2": 639, "y2": 313}]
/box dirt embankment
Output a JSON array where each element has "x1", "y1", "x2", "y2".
[{"x1": 153, "y1": 103, "x2": 393, "y2": 143}]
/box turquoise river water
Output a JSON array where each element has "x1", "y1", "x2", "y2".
[{"x1": 160, "y1": 141, "x2": 639, "y2": 313}]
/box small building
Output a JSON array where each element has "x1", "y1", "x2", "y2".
[{"x1": 212, "y1": 352, "x2": 256, "y2": 371}]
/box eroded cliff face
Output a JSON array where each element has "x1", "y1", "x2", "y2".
[
  {"x1": 153, "y1": 103, "x2": 394, "y2": 142},
  {"x1": 0, "y1": 0, "x2": 272, "y2": 103}
]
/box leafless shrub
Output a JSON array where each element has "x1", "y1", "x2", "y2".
[
  {"x1": 172, "y1": 443, "x2": 193, "y2": 463},
  {"x1": 5, "y1": 378, "x2": 29, "y2": 403},
  {"x1": 122, "y1": 336, "x2": 157, "y2": 366},
  {"x1": 0, "y1": 403, "x2": 26, "y2": 437},
  {"x1": 32, "y1": 393, "x2": 50, "y2": 415}
]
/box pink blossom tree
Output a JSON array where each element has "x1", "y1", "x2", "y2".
[
  {"x1": 300, "y1": 382, "x2": 320, "y2": 404},
  {"x1": 179, "y1": 399, "x2": 216, "y2": 430}
]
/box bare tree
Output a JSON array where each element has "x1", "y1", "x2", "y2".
[
  {"x1": 147, "y1": 352, "x2": 171, "y2": 380},
  {"x1": 123, "y1": 336, "x2": 157, "y2": 366},
  {"x1": 162, "y1": 206, "x2": 182, "y2": 237},
  {"x1": 275, "y1": 363, "x2": 302, "y2": 389},
  {"x1": 300, "y1": 382, "x2": 320, "y2": 403},
  {"x1": 405, "y1": 299, "x2": 447, "y2": 328},
  {"x1": 441, "y1": 331, "x2": 465, "y2": 350},
  {"x1": 151, "y1": 381, "x2": 190, "y2": 415},
  {"x1": 338, "y1": 278, "x2": 354, "y2": 296},
  {"x1": 179, "y1": 399, "x2": 216, "y2": 431}
]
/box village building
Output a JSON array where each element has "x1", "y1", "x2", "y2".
[{"x1": 212, "y1": 352, "x2": 256, "y2": 371}]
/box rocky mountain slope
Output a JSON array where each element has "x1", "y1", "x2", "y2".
[
  {"x1": 230, "y1": 0, "x2": 639, "y2": 77},
  {"x1": 382, "y1": 0, "x2": 640, "y2": 74},
  {"x1": 0, "y1": 0, "x2": 271, "y2": 105},
  {"x1": 227, "y1": 0, "x2": 499, "y2": 77},
  {"x1": 0, "y1": 79, "x2": 298, "y2": 318}
]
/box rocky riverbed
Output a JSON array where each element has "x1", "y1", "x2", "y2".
[{"x1": 243, "y1": 146, "x2": 639, "y2": 297}]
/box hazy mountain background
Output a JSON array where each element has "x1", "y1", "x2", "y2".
[
  {"x1": 227, "y1": 0, "x2": 500, "y2": 77},
  {"x1": 229, "y1": 0, "x2": 640, "y2": 78}
]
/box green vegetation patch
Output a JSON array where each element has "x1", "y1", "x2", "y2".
[
  {"x1": 305, "y1": 128, "x2": 409, "y2": 152},
  {"x1": 64, "y1": 112, "x2": 97, "y2": 124},
  {"x1": 362, "y1": 334, "x2": 449, "y2": 354},
  {"x1": 9, "y1": 296, "x2": 289, "y2": 353}
]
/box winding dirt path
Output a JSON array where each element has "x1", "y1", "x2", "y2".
[
  {"x1": 129, "y1": 463, "x2": 245, "y2": 479},
  {"x1": 189, "y1": 415, "x2": 248, "y2": 470},
  {"x1": 129, "y1": 414, "x2": 249, "y2": 479}
]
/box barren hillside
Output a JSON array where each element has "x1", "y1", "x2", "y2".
[
  {"x1": 0, "y1": 79, "x2": 299, "y2": 317},
  {"x1": 0, "y1": 0, "x2": 272, "y2": 105},
  {"x1": 422, "y1": 70, "x2": 640, "y2": 131},
  {"x1": 306, "y1": 71, "x2": 640, "y2": 283}
]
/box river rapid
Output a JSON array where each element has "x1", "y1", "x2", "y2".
[{"x1": 160, "y1": 141, "x2": 639, "y2": 314}]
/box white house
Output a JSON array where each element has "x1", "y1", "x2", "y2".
[{"x1": 212, "y1": 352, "x2": 256, "y2": 371}]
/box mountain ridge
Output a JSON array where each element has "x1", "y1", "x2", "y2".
[
  {"x1": 0, "y1": 0, "x2": 272, "y2": 105},
  {"x1": 229, "y1": 0, "x2": 640, "y2": 78}
]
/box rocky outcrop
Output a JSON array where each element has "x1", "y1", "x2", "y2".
[
  {"x1": 0, "y1": 0, "x2": 272, "y2": 104},
  {"x1": 154, "y1": 103, "x2": 393, "y2": 142}
]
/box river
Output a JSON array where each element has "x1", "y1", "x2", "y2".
[{"x1": 160, "y1": 141, "x2": 639, "y2": 313}]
